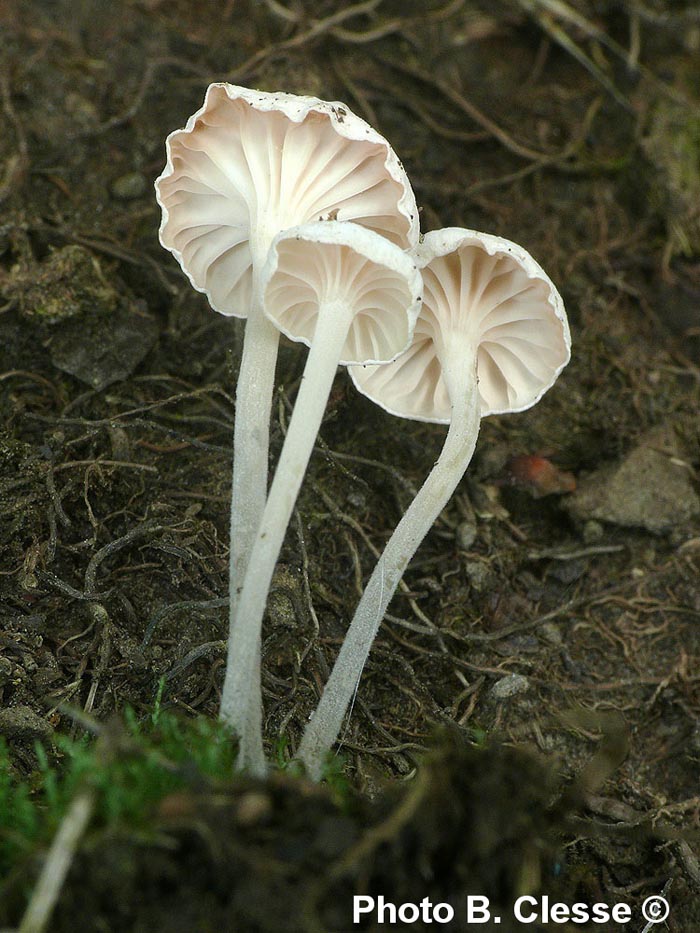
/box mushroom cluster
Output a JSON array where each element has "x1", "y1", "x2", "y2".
[{"x1": 156, "y1": 84, "x2": 571, "y2": 778}]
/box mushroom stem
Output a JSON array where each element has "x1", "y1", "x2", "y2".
[
  {"x1": 297, "y1": 340, "x2": 480, "y2": 781},
  {"x1": 221, "y1": 299, "x2": 355, "y2": 772},
  {"x1": 220, "y1": 256, "x2": 280, "y2": 776}
]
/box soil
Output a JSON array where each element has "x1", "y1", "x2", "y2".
[{"x1": 1, "y1": 0, "x2": 700, "y2": 930}]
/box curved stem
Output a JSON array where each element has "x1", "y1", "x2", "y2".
[
  {"x1": 219, "y1": 263, "x2": 280, "y2": 776},
  {"x1": 297, "y1": 341, "x2": 480, "y2": 780},
  {"x1": 222, "y1": 300, "x2": 354, "y2": 773}
]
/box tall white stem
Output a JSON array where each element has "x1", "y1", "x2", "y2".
[
  {"x1": 223, "y1": 300, "x2": 354, "y2": 773},
  {"x1": 220, "y1": 256, "x2": 280, "y2": 777},
  {"x1": 298, "y1": 339, "x2": 481, "y2": 780}
]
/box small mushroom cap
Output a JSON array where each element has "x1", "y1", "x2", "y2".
[
  {"x1": 261, "y1": 222, "x2": 423, "y2": 366},
  {"x1": 155, "y1": 83, "x2": 419, "y2": 319},
  {"x1": 349, "y1": 228, "x2": 571, "y2": 423}
]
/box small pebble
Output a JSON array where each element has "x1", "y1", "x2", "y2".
[
  {"x1": 65, "y1": 92, "x2": 98, "y2": 127},
  {"x1": 490, "y1": 673, "x2": 530, "y2": 700},
  {"x1": 111, "y1": 171, "x2": 147, "y2": 200},
  {"x1": 582, "y1": 520, "x2": 604, "y2": 544},
  {"x1": 346, "y1": 491, "x2": 366, "y2": 510},
  {"x1": 540, "y1": 623, "x2": 563, "y2": 646},
  {"x1": 464, "y1": 560, "x2": 490, "y2": 591},
  {"x1": 236, "y1": 792, "x2": 272, "y2": 827},
  {"x1": 549, "y1": 558, "x2": 586, "y2": 585},
  {"x1": 455, "y1": 519, "x2": 477, "y2": 550}
]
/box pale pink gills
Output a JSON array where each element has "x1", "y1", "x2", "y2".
[
  {"x1": 299, "y1": 227, "x2": 570, "y2": 780},
  {"x1": 155, "y1": 84, "x2": 419, "y2": 776},
  {"x1": 156, "y1": 83, "x2": 419, "y2": 318},
  {"x1": 264, "y1": 222, "x2": 420, "y2": 365},
  {"x1": 225, "y1": 221, "x2": 422, "y2": 776},
  {"x1": 350, "y1": 228, "x2": 570, "y2": 422}
]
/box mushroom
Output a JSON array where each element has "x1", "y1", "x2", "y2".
[
  {"x1": 223, "y1": 220, "x2": 423, "y2": 771},
  {"x1": 297, "y1": 227, "x2": 571, "y2": 779},
  {"x1": 155, "y1": 84, "x2": 419, "y2": 769}
]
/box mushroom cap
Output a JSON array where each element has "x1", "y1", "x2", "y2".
[
  {"x1": 155, "y1": 83, "x2": 420, "y2": 319},
  {"x1": 349, "y1": 228, "x2": 571, "y2": 423},
  {"x1": 261, "y1": 221, "x2": 423, "y2": 366}
]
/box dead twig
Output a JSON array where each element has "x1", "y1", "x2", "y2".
[
  {"x1": 18, "y1": 788, "x2": 96, "y2": 933},
  {"x1": 377, "y1": 55, "x2": 554, "y2": 162},
  {"x1": 166, "y1": 640, "x2": 226, "y2": 682},
  {"x1": 518, "y1": 0, "x2": 631, "y2": 110},
  {"x1": 54, "y1": 458, "x2": 157, "y2": 474},
  {"x1": 84, "y1": 522, "x2": 164, "y2": 597},
  {"x1": 72, "y1": 57, "x2": 209, "y2": 138},
  {"x1": 224, "y1": 0, "x2": 383, "y2": 82},
  {"x1": 363, "y1": 75, "x2": 489, "y2": 143},
  {"x1": 517, "y1": 0, "x2": 692, "y2": 109}
]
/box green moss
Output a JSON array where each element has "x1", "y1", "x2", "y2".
[{"x1": 0, "y1": 708, "x2": 238, "y2": 880}]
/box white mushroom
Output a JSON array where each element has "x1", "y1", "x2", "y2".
[
  {"x1": 224, "y1": 220, "x2": 422, "y2": 771},
  {"x1": 298, "y1": 227, "x2": 571, "y2": 780},
  {"x1": 155, "y1": 84, "x2": 418, "y2": 774}
]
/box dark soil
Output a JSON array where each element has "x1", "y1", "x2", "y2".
[{"x1": 1, "y1": 0, "x2": 700, "y2": 930}]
